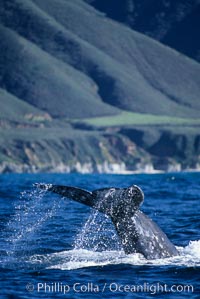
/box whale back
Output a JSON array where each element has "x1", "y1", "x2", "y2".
[{"x1": 111, "y1": 210, "x2": 178, "y2": 259}]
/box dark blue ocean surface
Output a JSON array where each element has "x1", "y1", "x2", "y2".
[{"x1": 0, "y1": 173, "x2": 199, "y2": 298}]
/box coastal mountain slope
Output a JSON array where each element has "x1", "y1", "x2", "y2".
[
  {"x1": 0, "y1": 88, "x2": 47, "y2": 123},
  {"x1": 85, "y1": 0, "x2": 200, "y2": 62},
  {"x1": 0, "y1": 0, "x2": 200, "y2": 119},
  {"x1": 0, "y1": 25, "x2": 118, "y2": 118}
]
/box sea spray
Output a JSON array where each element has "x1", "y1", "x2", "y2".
[
  {"x1": 5, "y1": 184, "x2": 60, "y2": 261},
  {"x1": 73, "y1": 210, "x2": 121, "y2": 252},
  {"x1": 69, "y1": 205, "x2": 122, "y2": 265}
]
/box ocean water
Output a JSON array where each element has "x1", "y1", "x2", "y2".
[{"x1": 0, "y1": 172, "x2": 199, "y2": 298}]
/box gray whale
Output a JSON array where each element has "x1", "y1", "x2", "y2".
[{"x1": 38, "y1": 184, "x2": 179, "y2": 259}]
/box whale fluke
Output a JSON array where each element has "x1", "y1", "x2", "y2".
[
  {"x1": 37, "y1": 183, "x2": 179, "y2": 259},
  {"x1": 37, "y1": 184, "x2": 95, "y2": 207}
]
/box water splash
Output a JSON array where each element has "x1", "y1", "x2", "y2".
[
  {"x1": 68, "y1": 206, "x2": 122, "y2": 266},
  {"x1": 4, "y1": 184, "x2": 59, "y2": 261},
  {"x1": 29, "y1": 240, "x2": 200, "y2": 270},
  {"x1": 73, "y1": 210, "x2": 121, "y2": 251}
]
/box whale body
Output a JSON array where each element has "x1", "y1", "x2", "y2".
[{"x1": 38, "y1": 184, "x2": 179, "y2": 259}]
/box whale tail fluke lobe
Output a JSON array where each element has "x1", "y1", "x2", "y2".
[{"x1": 36, "y1": 183, "x2": 95, "y2": 208}]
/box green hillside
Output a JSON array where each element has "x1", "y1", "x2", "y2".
[
  {"x1": 82, "y1": 111, "x2": 200, "y2": 127},
  {"x1": 33, "y1": 0, "x2": 200, "y2": 116},
  {"x1": 0, "y1": 0, "x2": 200, "y2": 119},
  {"x1": 0, "y1": 25, "x2": 118, "y2": 118},
  {"x1": 0, "y1": 88, "x2": 46, "y2": 122}
]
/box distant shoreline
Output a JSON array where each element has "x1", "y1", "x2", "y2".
[{"x1": 0, "y1": 161, "x2": 199, "y2": 175}]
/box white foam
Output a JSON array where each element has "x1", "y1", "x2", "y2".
[
  {"x1": 29, "y1": 240, "x2": 200, "y2": 270},
  {"x1": 182, "y1": 240, "x2": 200, "y2": 258}
]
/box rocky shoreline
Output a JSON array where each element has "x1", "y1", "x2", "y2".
[{"x1": 0, "y1": 123, "x2": 199, "y2": 175}]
